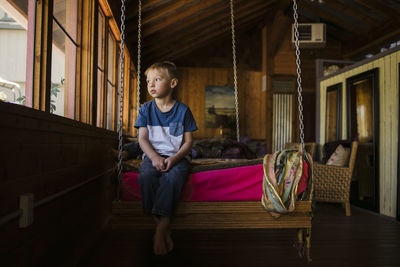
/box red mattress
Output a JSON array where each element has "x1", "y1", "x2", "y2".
[{"x1": 121, "y1": 163, "x2": 263, "y2": 201}]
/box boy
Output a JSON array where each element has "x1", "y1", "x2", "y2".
[{"x1": 134, "y1": 61, "x2": 197, "y2": 256}]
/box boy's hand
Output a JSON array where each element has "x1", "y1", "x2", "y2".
[
  {"x1": 162, "y1": 156, "x2": 179, "y2": 172},
  {"x1": 151, "y1": 155, "x2": 166, "y2": 171}
]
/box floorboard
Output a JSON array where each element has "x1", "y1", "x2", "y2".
[{"x1": 79, "y1": 203, "x2": 400, "y2": 267}]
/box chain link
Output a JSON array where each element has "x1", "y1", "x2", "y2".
[
  {"x1": 292, "y1": 0, "x2": 305, "y2": 152},
  {"x1": 136, "y1": 0, "x2": 142, "y2": 113},
  {"x1": 230, "y1": 0, "x2": 240, "y2": 142},
  {"x1": 117, "y1": 0, "x2": 126, "y2": 200}
]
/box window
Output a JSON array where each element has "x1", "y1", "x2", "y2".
[
  {"x1": 51, "y1": 0, "x2": 78, "y2": 118},
  {"x1": 326, "y1": 83, "x2": 342, "y2": 142},
  {"x1": 0, "y1": 0, "x2": 34, "y2": 107},
  {"x1": 96, "y1": 9, "x2": 105, "y2": 127},
  {"x1": 106, "y1": 32, "x2": 116, "y2": 130}
]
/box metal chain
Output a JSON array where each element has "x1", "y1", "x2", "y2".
[
  {"x1": 230, "y1": 0, "x2": 240, "y2": 142},
  {"x1": 292, "y1": 0, "x2": 305, "y2": 152},
  {"x1": 117, "y1": 0, "x2": 126, "y2": 200},
  {"x1": 136, "y1": 0, "x2": 142, "y2": 113}
]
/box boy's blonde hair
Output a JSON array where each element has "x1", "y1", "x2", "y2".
[{"x1": 145, "y1": 61, "x2": 179, "y2": 80}]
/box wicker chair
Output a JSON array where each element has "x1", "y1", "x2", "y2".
[
  {"x1": 313, "y1": 141, "x2": 358, "y2": 216},
  {"x1": 284, "y1": 142, "x2": 317, "y2": 160}
]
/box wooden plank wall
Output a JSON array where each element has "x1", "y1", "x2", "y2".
[
  {"x1": 0, "y1": 102, "x2": 117, "y2": 266},
  {"x1": 176, "y1": 67, "x2": 265, "y2": 140},
  {"x1": 320, "y1": 49, "x2": 400, "y2": 217}
]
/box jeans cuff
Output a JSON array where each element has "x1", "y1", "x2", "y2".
[{"x1": 151, "y1": 208, "x2": 171, "y2": 217}]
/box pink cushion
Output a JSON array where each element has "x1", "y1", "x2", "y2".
[{"x1": 121, "y1": 164, "x2": 264, "y2": 202}]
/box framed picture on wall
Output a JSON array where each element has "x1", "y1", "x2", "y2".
[
  {"x1": 205, "y1": 85, "x2": 235, "y2": 129},
  {"x1": 325, "y1": 83, "x2": 342, "y2": 142}
]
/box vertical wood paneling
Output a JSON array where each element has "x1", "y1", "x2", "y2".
[
  {"x1": 0, "y1": 102, "x2": 116, "y2": 265},
  {"x1": 178, "y1": 67, "x2": 264, "y2": 140},
  {"x1": 390, "y1": 53, "x2": 398, "y2": 216},
  {"x1": 319, "y1": 50, "x2": 400, "y2": 217}
]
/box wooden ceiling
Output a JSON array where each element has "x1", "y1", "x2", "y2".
[{"x1": 108, "y1": 0, "x2": 400, "y2": 66}]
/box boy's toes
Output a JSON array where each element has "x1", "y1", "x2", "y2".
[
  {"x1": 153, "y1": 231, "x2": 167, "y2": 256},
  {"x1": 165, "y1": 230, "x2": 174, "y2": 253}
]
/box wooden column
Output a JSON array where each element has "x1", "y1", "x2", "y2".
[
  {"x1": 76, "y1": 0, "x2": 96, "y2": 123},
  {"x1": 65, "y1": 0, "x2": 78, "y2": 119},
  {"x1": 122, "y1": 47, "x2": 131, "y2": 135},
  {"x1": 128, "y1": 62, "x2": 138, "y2": 137},
  {"x1": 262, "y1": 25, "x2": 273, "y2": 153},
  {"x1": 32, "y1": 0, "x2": 53, "y2": 112},
  {"x1": 25, "y1": 0, "x2": 35, "y2": 108}
]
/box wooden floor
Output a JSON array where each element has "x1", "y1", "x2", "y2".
[{"x1": 79, "y1": 203, "x2": 400, "y2": 267}]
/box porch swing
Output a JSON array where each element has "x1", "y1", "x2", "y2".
[{"x1": 112, "y1": 0, "x2": 313, "y2": 262}]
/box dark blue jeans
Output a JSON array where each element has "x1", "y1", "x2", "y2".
[{"x1": 138, "y1": 156, "x2": 190, "y2": 217}]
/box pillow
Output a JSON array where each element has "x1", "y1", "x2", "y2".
[
  {"x1": 323, "y1": 140, "x2": 352, "y2": 163},
  {"x1": 326, "y1": 145, "x2": 351, "y2": 166}
]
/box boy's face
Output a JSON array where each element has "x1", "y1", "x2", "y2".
[{"x1": 146, "y1": 68, "x2": 177, "y2": 99}]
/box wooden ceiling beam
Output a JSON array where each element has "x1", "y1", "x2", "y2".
[
  {"x1": 137, "y1": 0, "x2": 227, "y2": 38},
  {"x1": 343, "y1": 19, "x2": 400, "y2": 59},
  {"x1": 141, "y1": 0, "x2": 273, "y2": 57},
  {"x1": 322, "y1": 0, "x2": 379, "y2": 27},
  {"x1": 354, "y1": 0, "x2": 400, "y2": 22},
  {"x1": 141, "y1": 0, "x2": 196, "y2": 25},
  {"x1": 169, "y1": 15, "x2": 268, "y2": 63},
  {"x1": 147, "y1": 5, "x2": 272, "y2": 63},
  {"x1": 127, "y1": 0, "x2": 253, "y2": 38},
  {"x1": 126, "y1": 0, "x2": 172, "y2": 22},
  {"x1": 298, "y1": 1, "x2": 366, "y2": 34}
]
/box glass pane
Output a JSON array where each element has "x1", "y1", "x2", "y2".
[
  {"x1": 108, "y1": 33, "x2": 114, "y2": 83},
  {"x1": 0, "y1": 1, "x2": 34, "y2": 107},
  {"x1": 355, "y1": 79, "x2": 373, "y2": 142},
  {"x1": 53, "y1": 0, "x2": 77, "y2": 42},
  {"x1": 98, "y1": 11, "x2": 103, "y2": 68},
  {"x1": 51, "y1": 20, "x2": 77, "y2": 118},
  {"x1": 326, "y1": 90, "x2": 338, "y2": 142},
  {"x1": 106, "y1": 82, "x2": 114, "y2": 130},
  {"x1": 96, "y1": 69, "x2": 103, "y2": 127}
]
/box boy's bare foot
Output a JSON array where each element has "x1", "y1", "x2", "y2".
[
  {"x1": 165, "y1": 229, "x2": 174, "y2": 253},
  {"x1": 153, "y1": 225, "x2": 168, "y2": 256}
]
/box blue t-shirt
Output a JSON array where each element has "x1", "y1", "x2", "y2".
[{"x1": 134, "y1": 100, "x2": 198, "y2": 157}]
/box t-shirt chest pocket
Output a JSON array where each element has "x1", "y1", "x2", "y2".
[{"x1": 169, "y1": 122, "x2": 183, "y2": 136}]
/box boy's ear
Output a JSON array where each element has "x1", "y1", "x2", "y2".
[{"x1": 170, "y1": 78, "x2": 178, "y2": 89}]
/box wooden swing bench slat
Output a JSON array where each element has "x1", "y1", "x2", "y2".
[{"x1": 111, "y1": 200, "x2": 312, "y2": 230}]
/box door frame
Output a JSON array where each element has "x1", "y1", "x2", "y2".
[{"x1": 346, "y1": 68, "x2": 380, "y2": 213}]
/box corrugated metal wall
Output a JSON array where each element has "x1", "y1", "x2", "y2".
[{"x1": 272, "y1": 94, "x2": 293, "y2": 151}]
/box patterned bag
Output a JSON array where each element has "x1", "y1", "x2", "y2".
[{"x1": 261, "y1": 149, "x2": 309, "y2": 218}]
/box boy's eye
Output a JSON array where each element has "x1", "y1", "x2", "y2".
[{"x1": 156, "y1": 77, "x2": 161, "y2": 81}]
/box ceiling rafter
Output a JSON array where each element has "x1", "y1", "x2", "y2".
[
  {"x1": 322, "y1": 0, "x2": 379, "y2": 27},
  {"x1": 140, "y1": 0, "x2": 272, "y2": 56},
  {"x1": 170, "y1": 14, "x2": 269, "y2": 63},
  {"x1": 354, "y1": 0, "x2": 400, "y2": 22},
  {"x1": 298, "y1": 1, "x2": 367, "y2": 34},
  {"x1": 127, "y1": 0, "x2": 229, "y2": 38},
  {"x1": 147, "y1": 3, "x2": 274, "y2": 63}
]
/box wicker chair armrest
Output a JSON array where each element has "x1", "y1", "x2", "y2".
[{"x1": 313, "y1": 162, "x2": 350, "y2": 171}]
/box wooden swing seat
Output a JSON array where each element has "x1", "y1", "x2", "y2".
[
  {"x1": 112, "y1": 200, "x2": 312, "y2": 230},
  {"x1": 111, "y1": 200, "x2": 312, "y2": 261}
]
